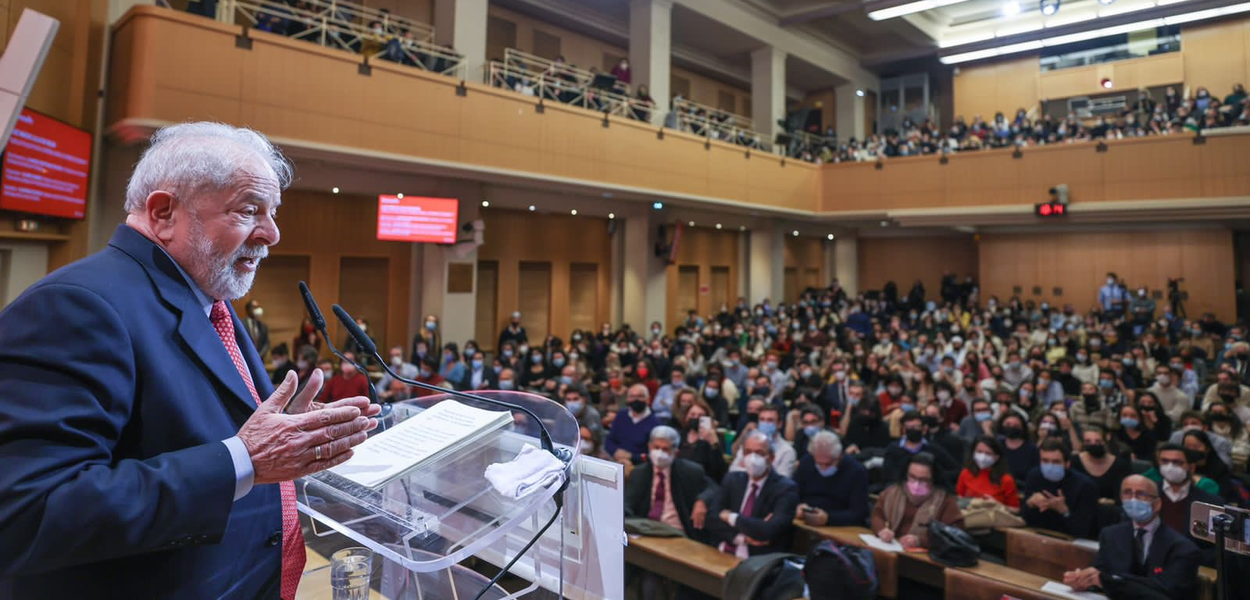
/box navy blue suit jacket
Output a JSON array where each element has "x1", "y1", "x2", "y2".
[
  {"x1": 1094, "y1": 520, "x2": 1200, "y2": 600},
  {"x1": 0, "y1": 226, "x2": 284, "y2": 599}
]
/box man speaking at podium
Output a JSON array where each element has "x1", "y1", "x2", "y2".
[{"x1": 0, "y1": 123, "x2": 379, "y2": 599}]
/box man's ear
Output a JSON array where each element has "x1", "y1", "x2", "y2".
[{"x1": 145, "y1": 191, "x2": 178, "y2": 242}]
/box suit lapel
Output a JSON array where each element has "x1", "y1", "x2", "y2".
[{"x1": 108, "y1": 225, "x2": 260, "y2": 414}]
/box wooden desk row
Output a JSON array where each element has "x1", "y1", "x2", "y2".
[{"x1": 624, "y1": 534, "x2": 742, "y2": 598}]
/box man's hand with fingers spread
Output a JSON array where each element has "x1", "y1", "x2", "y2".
[{"x1": 237, "y1": 369, "x2": 381, "y2": 485}]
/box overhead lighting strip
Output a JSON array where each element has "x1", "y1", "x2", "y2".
[{"x1": 940, "y1": 1, "x2": 1250, "y2": 63}]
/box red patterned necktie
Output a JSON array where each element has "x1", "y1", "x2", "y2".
[
  {"x1": 648, "y1": 471, "x2": 667, "y2": 521},
  {"x1": 724, "y1": 482, "x2": 760, "y2": 555},
  {"x1": 211, "y1": 301, "x2": 305, "y2": 599}
]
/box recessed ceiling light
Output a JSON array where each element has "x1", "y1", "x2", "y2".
[
  {"x1": 739, "y1": 225, "x2": 746, "y2": 231},
  {"x1": 331, "y1": 187, "x2": 340, "y2": 194},
  {"x1": 688, "y1": 221, "x2": 695, "y2": 227},
  {"x1": 880, "y1": 220, "x2": 890, "y2": 227},
  {"x1": 570, "y1": 209, "x2": 578, "y2": 215},
  {"x1": 715, "y1": 223, "x2": 723, "y2": 229},
  {"x1": 855, "y1": 89, "x2": 865, "y2": 97},
  {"x1": 653, "y1": 201, "x2": 663, "y2": 210},
  {"x1": 1003, "y1": 0, "x2": 1021, "y2": 16},
  {"x1": 792, "y1": 230, "x2": 800, "y2": 237},
  {"x1": 528, "y1": 205, "x2": 536, "y2": 211},
  {"x1": 396, "y1": 193, "x2": 404, "y2": 199},
  {"x1": 827, "y1": 233, "x2": 835, "y2": 240},
  {"x1": 481, "y1": 200, "x2": 490, "y2": 207},
  {"x1": 608, "y1": 212, "x2": 615, "y2": 219}
]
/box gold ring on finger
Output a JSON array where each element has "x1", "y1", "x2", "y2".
[{"x1": 315, "y1": 444, "x2": 322, "y2": 460}]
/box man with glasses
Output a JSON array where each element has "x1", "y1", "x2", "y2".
[{"x1": 1063, "y1": 475, "x2": 1199, "y2": 599}]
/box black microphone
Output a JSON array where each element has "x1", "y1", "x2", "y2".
[
  {"x1": 330, "y1": 303, "x2": 569, "y2": 462},
  {"x1": 296, "y1": 281, "x2": 379, "y2": 408}
]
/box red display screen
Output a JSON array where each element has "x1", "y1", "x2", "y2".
[
  {"x1": 0, "y1": 108, "x2": 92, "y2": 220},
  {"x1": 376, "y1": 195, "x2": 459, "y2": 243}
]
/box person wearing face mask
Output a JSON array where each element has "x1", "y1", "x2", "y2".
[
  {"x1": 957, "y1": 435, "x2": 1019, "y2": 508},
  {"x1": 1167, "y1": 410, "x2": 1233, "y2": 467},
  {"x1": 438, "y1": 342, "x2": 465, "y2": 385},
  {"x1": 1149, "y1": 364, "x2": 1192, "y2": 424},
  {"x1": 1022, "y1": 439, "x2": 1099, "y2": 538},
  {"x1": 1064, "y1": 475, "x2": 1200, "y2": 599},
  {"x1": 604, "y1": 384, "x2": 660, "y2": 466},
  {"x1": 878, "y1": 375, "x2": 907, "y2": 414},
  {"x1": 1001, "y1": 351, "x2": 1034, "y2": 391},
  {"x1": 317, "y1": 351, "x2": 371, "y2": 403},
  {"x1": 410, "y1": 314, "x2": 440, "y2": 365},
  {"x1": 702, "y1": 432, "x2": 800, "y2": 558},
  {"x1": 1114, "y1": 403, "x2": 1158, "y2": 462},
  {"x1": 1072, "y1": 425, "x2": 1132, "y2": 510},
  {"x1": 674, "y1": 399, "x2": 727, "y2": 482},
  {"x1": 958, "y1": 399, "x2": 997, "y2": 442},
  {"x1": 871, "y1": 452, "x2": 964, "y2": 550},
  {"x1": 1098, "y1": 272, "x2": 1128, "y2": 317},
  {"x1": 1148, "y1": 445, "x2": 1224, "y2": 570},
  {"x1": 880, "y1": 413, "x2": 959, "y2": 494},
  {"x1": 455, "y1": 349, "x2": 496, "y2": 391},
  {"x1": 1180, "y1": 430, "x2": 1238, "y2": 501},
  {"x1": 497, "y1": 311, "x2": 528, "y2": 356},
  {"x1": 795, "y1": 431, "x2": 869, "y2": 527},
  {"x1": 414, "y1": 356, "x2": 449, "y2": 397},
  {"x1": 885, "y1": 393, "x2": 920, "y2": 439},
  {"x1": 1201, "y1": 372, "x2": 1250, "y2": 412},
  {"x1": 519, "y1": 349, "x2": 549, "y2": 390},
  {"x1": 786, "y1": 404, "x2": 828, "y2": 459},
  {"x1": 376, "y1": 345, "x2": 418, "y2": 401},
  {"x1": 268, "y1": 343, "x2": 295, "y2": 386},
  {"x1": 1071, "y1": 350, "x2": 1099, "y2": 386},
  {"x1": 730, "y1": 406, "x2": 797, "y2": 478},
  {"x1": 1206, "y1": 405, "x2": 1250, "y2": 469},
  {"x1": 294, "y1": 345, "x2": 322, "y2": 389},
  {"x1": 625, "y1": 426, "x2": 714, "y2": 544},
  {"x1": 998, "y1": 413, "x2": 1040, "y2": 484},
  {"x1": 560, "y1": 386, "x2": 602, "y2": 438},
  {"x1": 1071, "y1": 382, "x2": 1115, "y2": 435}
]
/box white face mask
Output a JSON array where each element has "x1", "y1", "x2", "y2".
[
  {"x1": 1159, "y1": 463, "x2": 1189, "y2": 485},
  {"x1": 649, "y1": 448, "x2": 674, "y2": 468},
  {"x1": 743, "y1": 453, "x2": 769, "y2": 478},
  {"x1": 973, "y1": 452, "x2": 997, "y2": 469}
]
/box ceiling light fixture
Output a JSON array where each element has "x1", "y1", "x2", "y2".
[
  {"x1": 867, "y1": 0, "x2": 970, "y2": 21},
  {"x1": 609, "y1": 212, "x2": 615, "y2": 219},
  {"x1": 1040, "y1": 0, "x2": 1060, "y2": 16},
  {"x1": 739, "y1": 225, "x2": 746, "y2": 231},
  {"x1": 792, "y1": 230, "x2": 800, "y2": 237},
  {"x1": 855, "y1": 89, "x2": 866, "y2": 97},
  {"x1": 1097, "y1": 0, "x2": 1114, "y2": 5},
  {"x1": 528, "y1": 205, "x2": 536, "y2": 211},
  {"x1": 653, "y1": 201, "x2": 663, "y2": 210},
  {"x1": 941, "y1": 2, "x2": 1250, "y2": 64},
  {"x1": 1002, "y1": 0, "x2": 1022, "y2": 16},
  {"x1": 571, "y1": 209, "x2": 578, "y2": 215},
  {"x1": 331, "y1": 187, "x2": 339, "y2": 194},
  {"x1": 688, "y1": 221, "x2": 695, "y2": 226},
  {"x1": 396, "y1": 193, "x2": 404, "y2": 199},
  {"x1": 481, "y1": 200, "x2": 490, "y2": 207},
  {"x1": 827, "y1": 234, "x2": 835, "y2": 240},
  {"x1": 715, "y1": 223, "x2": 723, "y2": 229}
]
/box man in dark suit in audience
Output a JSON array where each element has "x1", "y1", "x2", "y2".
[
  {"x1": 1154, "y1": 444, "x2": 1223, "y2": 565},
  {"x1": 703, "y1": 431, "x2": 799, "y2": 557},
  {"x1": 625, "y1": 426, "x2": 719, "y2": 599},
  {"x1": 1064, "y1": 475, "x2": 1199, "y2": 600},
  {"x1": 1023, "y1": 439, "x2": 1100, "y2": 539},
  {"x1": 456, "y1": 348, "x2": 498, "y2": 391},
  {"x1": 625, "y1": 425, "x2": 715, "y2": 539}
]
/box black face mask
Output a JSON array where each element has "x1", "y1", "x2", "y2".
[
  {"x1": 746, "y1": 412, "x2": 759, "y2": 424},
  {"x1": 1085, "y1": 444, "x2": 1107, "y2": 458},
  {"x1": 629, "y1": 400, "x2": 648, "y2": 413},
  {"x1": 905, "y1": 429, "x2": 924, "y2": 443},
  {"x1": 1003, "y1": 426, "x2": 1024, "y2": 440},
  {"x1": 922, "y1": 416, "x2": 940, "y2": 429}
]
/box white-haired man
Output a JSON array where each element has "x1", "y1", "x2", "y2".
[{"x1": 0, "y1": 122, "x2": 379, "y2": 598}]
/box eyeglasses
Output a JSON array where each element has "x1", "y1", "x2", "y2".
[
  {"x1": 1121, "y1": 490, "x2": 1158, "y2": 502},
  {"x1": 906, "y1": 475, "x2": 932, "y2": 485}
]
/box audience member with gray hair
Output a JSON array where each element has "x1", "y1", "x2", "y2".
[
  {"x1": 701, "y1": 429, "x2": 799, "y2": 558},
  {"x1": 795, "y1": 431, "x2": 870, "y2": 527}
]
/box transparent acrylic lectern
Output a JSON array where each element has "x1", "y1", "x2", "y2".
[{"x1": 296, "y1": 390, "x2": 625, "y2": 600}]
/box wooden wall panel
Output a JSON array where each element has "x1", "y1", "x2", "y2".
[
  {"x1": 784, "y1": 237, "x2": 825, "y2": 301},
  {"x1": 952, "y1": 55, "x2": 1040, "y2": 121},
  {"x1": 1182, "y1": 19, "x2": 1250, "y2": 101},
  {"x1": 475, "y1": 261, "x2": 499, "y2": 350},
  {"x1": 518, "y1": 262, "x2": 552, "y2": 342},
  {"x1": 569, "y1": 263, "x2": 598, "y2": 335},
  {"x1": 979, "y1": 229, "x2": 1236, "y2": 320},
  {"x1": 677, "y1": 266, "x2": 699, "y2": 320},
  {"x1": 233, "y1": 255, "x2": 310, "y2": 360},
  {"x1": 238, "y1": 190, "x2": 411, "y2": 358},
  {"x1": 1037, "y1": 53, "x2": 1185, "y2": 100},
  {"x1": 857, "y1": 235, "x2": 979, "y2": 299},
  {"x1": 665, "y1": 227, "x2": 739, "y2": 329},
  {"x1": 338, "y1": 257, "x2": 390, "y2": 351},
  {"x1": 476, "y1": 209, "x2": 612, "y2": 344},
  {"x1": 710, "y1": 266, "x2": 731, "y2": 312},
  {"x1": 109, "y1": 8, "x2": 818, "y2": 215}
]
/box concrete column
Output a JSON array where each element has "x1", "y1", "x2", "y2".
[
  {"x1": 434, "y1": 0, "x2": 488, "y2": 81},
  {"x1": 836, "y1": 83, "x2": 867, "y2": 141},
  {"x1": 628, "y1": 0, "x2": 672, "y2": 125},
  {"x1": 750, "y1": 46, "x2": 786, "y2": 143},
  {"x1": 747, "y1": 223, "x2": 784, "y2": 305},
  {"x1": 620, "y1": 206, "x2": 666, "y2": 330},
  {"x1": 834, "y1": 233, "x2": 859, "y2": 297},
  {"x1": 737, "y1": 230, "x2": 750, "y2": 301}
]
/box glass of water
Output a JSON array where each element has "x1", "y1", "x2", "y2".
[{"x1": 330, "y1": 547, "x2": 373, "y2": 600}]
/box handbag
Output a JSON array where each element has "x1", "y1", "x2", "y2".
[{"x1": 960, "y1": 497, "x2": 1025, "y2": 533}]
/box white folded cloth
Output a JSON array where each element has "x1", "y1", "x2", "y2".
[{"x1": 485, "y1": 445, "x2": 567, "y2": 500}]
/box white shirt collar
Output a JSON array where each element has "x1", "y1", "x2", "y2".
[{"x1": 1163, "y1": 480, "x2": 1191, "y2": 503}]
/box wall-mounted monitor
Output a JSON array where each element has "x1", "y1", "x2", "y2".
[
  {"x1": 376, "y1": 195, "x2": 459, "y2": 244},
  {"x1": 0, "y1": 108, "x2": 92, "y2": 220}
]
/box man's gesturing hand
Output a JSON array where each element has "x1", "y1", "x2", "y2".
[{"x1": 238, "y1": 370, "x2": 381, "y2": 485}]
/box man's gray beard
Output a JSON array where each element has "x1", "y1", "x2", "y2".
[{"x1": 186, "y1": 215, "x2": 267, "y2": 301}]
